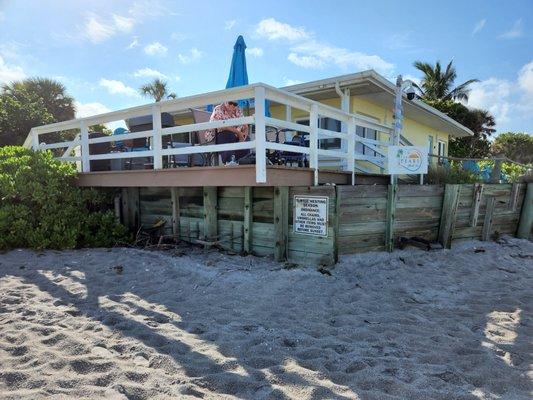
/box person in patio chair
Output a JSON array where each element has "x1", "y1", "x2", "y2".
[{"x1": 206, "y1": 101, "x2": 249, "y2": 163}]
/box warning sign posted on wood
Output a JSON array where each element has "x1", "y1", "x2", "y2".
[{"x1": 293, "y1": 196, "x2": 329, "y2": 237}]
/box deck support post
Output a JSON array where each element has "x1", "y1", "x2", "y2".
[
  {"x1": 152, "y1": 104, "x2": 163, "y2": 170},
  {"x1": 517, "y1": 183, "x2": 533, "y2": 239},
  {"x1": 203, "y1": 187, "x2": 218, "y2": 242},
  {"x1": 470, "y1": 183, "x2": 484, "y2": 227},
  {"x1": 347, "y1": 117, "x2": 356, "y2": 185},
  {"x1": 121, "y1": 187, "x2": 139, "y2": 230},
  {"x1": 438, "y1": 184, "x2": 460, "y2": 249},
  {"x1": 171, "y1": 187, "x2": 180, "y2": 240},
  {"x1": 80, "y1": 121, "x2": 90, "y2": 172},
  {"x1": 333, "y1": 186, "x2": 341, "y2": 262},
  {"x1": 482, "y1": 196, "x2": 496, "y2": 241},
  {"x1": 243, "y1": 187, "x2": 253, "y2": 254},
  {"x1": 385, "y1": 184, "x2": 398, "y2": 252},
  {"x1": 309, "y1": 104, "x2": 319, "y2": 186},
  {"x1": 254, "y1": 86, "x2": 267, "y2": 183},
  {"x1": 273, "y1": 186, "x2": 289, "y2": 262}
]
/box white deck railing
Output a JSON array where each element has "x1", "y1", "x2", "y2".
[{"x1": 23, "y1": 83, "x2": 394, "y2": 184}]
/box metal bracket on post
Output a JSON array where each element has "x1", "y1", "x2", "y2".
[
  {"x1": 254, "y1": 86, "x2": 267, "y2": 184},
  {"x1": 152, "y1": 104, "x2": 163, "y2": 170},
  {"x1": 309, "y1": 104, "x2": 319, "y2": 186},
  {"x1": 80, "y1": 120, "x2": 90, "y2": 172}
]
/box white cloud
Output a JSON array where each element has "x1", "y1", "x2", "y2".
[
  {"x1": 84, "y1": 15, "x2": 116, "y2": 43},
  {"x1": 287, "y1": 52, "x2": 324, "y2": 68},
  {"x1": 467, "y1": 61, "x2": 533, "y2": 130},
  {"x1": 472, "y1": 19, "x2": 486, "y2": 35},
  {"x1": 0, "y1": 55, "x2": 26, "y2": 84},
  {"x1": 144, "y1": 42, "x2": 168, "y2": 56},
  {"x1": 518, "y1": 61, "x2": 533, "y2": 95},
  {"x1": 174, "y1": 75, "x2": 181, "y2": 82},
  {"x1": 255, "y1": 18, "x2": 393, "y2": 73},
  {"x1": 99, "y1": 78, "x2": 140, "y2": 98},
  {"x1": 178, "y1": 48, "x2": 203, "y2": 64},
  {"x1": 499, "y1": 19, "x2": 523, "y2": 39},
  {"x1": 283, "y1": 77, "x2": 303, "y2": 86},
  {"x1": 225, "y1": 20, "x2": 236, "y2": 30},
  {"x1": 84, "y1": 13, "x2": 134, "y2": 43},
  {"x1": 129, "y1": 0, "x2": 168, "y2": 19},
  {"x1": 469, "y1": 78, "x2": 513, "y2": 122},
  {"x1": 290, "y1": 39, "x2": 394, "y2": 72},
  {"x1": 126, "y1": 37, "x2": 140, "y2": 49},
  {"x1": 133, "y1": 67, "x2": 167, "y2": 79},
  {"x1": 112, "y1": 14, "x2": 135, "y2": 32},
  {"x1": 256, "y1": 18, "x2": 310, "y2": 41},
  {"x1": 75, "y1": 101, "x2": 110, "y2": 118},
  {"x1": 247, "y1": 47, "x2": 264, "y2": 57},
  {"x1": 171, "y1": 32, "x2": 187, "y2": 42}
]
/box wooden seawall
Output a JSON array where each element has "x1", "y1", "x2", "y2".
[{"x1": 119, "y1": 183, "x2": 532, "y2": 265}]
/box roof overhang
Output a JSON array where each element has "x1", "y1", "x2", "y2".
[{"x1": 281, "y1": 70, "x2": 474, "y2": 138}]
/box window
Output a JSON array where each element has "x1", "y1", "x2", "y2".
[
  {"x1": 356, "y1": 126, "x2": 377, "y2": 156},
  {"x1": 295, "y1": 117, "x2": 342, "y2": 150},
  {"x1": 437, "y1": 140, "x2": 446, "y2": 157}
]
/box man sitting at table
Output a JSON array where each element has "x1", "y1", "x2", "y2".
[{"x1": 205, "y1": 101, "x2": 249, "y2": 143}]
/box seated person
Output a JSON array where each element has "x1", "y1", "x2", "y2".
[{"x1": 204, "y1": 101, "x2": 249, "y2": 143}]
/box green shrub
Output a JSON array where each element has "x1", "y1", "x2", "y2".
[
  {"x1": 0, "y1": 146, "x2": 129, "y2": 250},
  {"x1": 427, "y1": 162, "x2": 481, "y2": 184}
]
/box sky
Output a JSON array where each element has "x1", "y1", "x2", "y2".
[{"x1": 0, "y1": 0, "x2": 532, "y2": 135}]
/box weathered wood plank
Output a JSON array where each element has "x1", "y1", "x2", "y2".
[
  {"x1": 482, "y1": 196, "x2": 496, "y2": 241},
  {"x1": 438, "y1": 184, "x2": 460, "y2": 249},
  {"x1": 517, "y1": 183, "x2": 533, "y2": 239},
  {"x1": 508, "y1": 183, "x2": 522, "y2": 211},
  {"x1": 273, "y1": 187, "x2": 289, "y2": 261},
  {"x1": 385, "y1": 184, "x2": 397, "y2": 252},
  {"x1": 203, "y1": 187, "x2": 217, "y2": 241},
  {"x1": 470, "y1": 183, "x2": 483, "y2": 227},
  {"x1": 171, "y1": 187, "x2": 180, "y2": 237},
  {"x1": 243, "y1": 187, "x2": 252, "y2": 254}
]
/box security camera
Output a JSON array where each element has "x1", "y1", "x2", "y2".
[{"x1": 405, "y1": 86, "x2": 416, "y2": 100}]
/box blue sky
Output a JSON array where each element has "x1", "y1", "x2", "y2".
[{"x1": 0, "y1": 0, "x2": 531, "y2": 134}]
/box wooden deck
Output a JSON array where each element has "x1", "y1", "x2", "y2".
[{"x1": 75, "y1": 165, "x2": 389, "y2": 187}]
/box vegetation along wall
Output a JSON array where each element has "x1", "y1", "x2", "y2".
[{"x1": 120, "y1": 183, "x2": 531, "y2": 266}]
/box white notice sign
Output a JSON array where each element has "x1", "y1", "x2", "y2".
[{"x1": 293, "y1": 196, "x2": 329, "y2": 237}]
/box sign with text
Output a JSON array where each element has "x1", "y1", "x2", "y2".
[
  {"x1": 293, "y1": 196, "x2": 329, "y2": 237},
  {"x1": 388, "y1": 146, "x2": 428, "y2": 175}
]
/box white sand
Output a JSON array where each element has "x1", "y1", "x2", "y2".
[{"x1": 0, "y1": 237, "x2": 531, "y2": 399}]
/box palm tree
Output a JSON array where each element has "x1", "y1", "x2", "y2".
[
  {"x1": 139, "y1": 78, "x2": 176, "y2": 102},
  {"x1": 412, "y1": 60, "x2": 479, "y2": 102},
  {"x1": 2, "y1": 77, "x2": 75, "y2": 122}
]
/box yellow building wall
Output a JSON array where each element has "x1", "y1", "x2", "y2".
[{"x1": 268, "y1": 95, "x2": 449, "y2": 158}]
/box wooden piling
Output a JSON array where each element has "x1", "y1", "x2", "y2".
[
  {"x1": 438, "y1": 184, "x2": 460, "y2": 249},
  {"x1": 482, "y1": 196, "x2": 496, "y2": 241},
  {"x1": 243, "y1": 187, "x2": 252, "y2": 254},
  {"x1": 121, "y1": 187, "x2": 139, "y2": 230},
  {"x1": 203, "y1": 187, "x2": 217, "y2": 242},
  {"x1": 385, "y1": 184, "x2": 398, "y2": 252},
  {"x1": 517, "y1": 183, "x2": 533, "y2": 239},
  {"x1": 273, "y1": 186, "x2": 289, "y2": 261},
  {"x1": 470, "y1": 183, "x2": 483, "y2": 227},
  {"x1": 170, "y1": 187, "x2": 180, "y2": 239}
]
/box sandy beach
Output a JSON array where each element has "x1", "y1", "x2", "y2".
[{"x1": 0, "y1": 237, "x2": 531, "y2": 399}]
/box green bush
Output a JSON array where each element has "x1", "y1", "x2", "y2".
[
  {"x1": 426, "y1": 162, "x2": 481, "y2": 184},
  {"x1": 0, "y1": 146, "x2": 129, "y2": 250}
]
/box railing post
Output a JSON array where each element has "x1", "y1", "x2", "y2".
[
  {"x1": 80, "y1": 120, "x2": 90, "y2": 172},
  {"x1": 152, "y1": 104, "x2": 163, "y2": 170},
  {"x1": 490, "y1": 159, "x2": 502, "y2": 183},
  {"x1": 254, "y1": 86, "x2": 267, "y2": 183},
  {"x1": 309, "y1": 104, "x2": 319, "y2": 186},
  {"x1": 347, "y1": 117, "x2": 356, "y2": 185},
  {"x1": 31, "y1": 129, "x2": 39, "y2": 150}
]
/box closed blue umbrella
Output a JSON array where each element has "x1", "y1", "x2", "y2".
[{"x1": 208, "y1": 35, "x2": 270, "y2": 116}]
